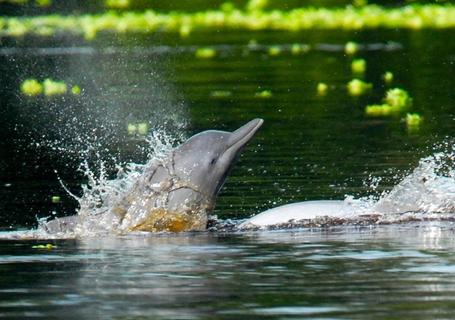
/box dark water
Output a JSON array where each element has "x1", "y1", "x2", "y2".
[
  {"x1": 2, "y1": 223, "x2": 455, "y2": 319},
  {"x1": 1, "y1": 30, "x2": 454, "y2": 227},
  {"x1": 1, "y1": 8, "x2": 455, "y2": 318}
]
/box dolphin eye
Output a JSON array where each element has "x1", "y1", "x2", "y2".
[{"x1": 210, "y1": 158, "x2": 217, "y2": 165}]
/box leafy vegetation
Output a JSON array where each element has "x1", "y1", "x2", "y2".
[
  {"x1": 2, "y1": 3, "x2": 455, "y2": 40},
  {"x1": 347, "y1": 79, "x2": 372, "y2": 96},
  {"x1": 20, "y1": 78, "x2": 80, "y2": 97},
  {"x1": 365, "y1": 88, "x2": 415, "y2": 118}
]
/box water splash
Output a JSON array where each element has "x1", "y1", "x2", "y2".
[
  {"x1": 3, "y1": 141, "x2": 455, "y2": 238},
  {"x1": 338, "y1": 147, "x2": 455, "y2": 225},
  {"x1": 64, "y1": 127, "x2": 184, "y2": 236},
  {"x1": 237, "y1": 143, "x2": 455, "y2": 231},
  {"x1": 0, "y1": 127, "x2": 184, "y2": 240},
  {"x1": 373, "y1": 150, "x2": 455, "y2": 215}
]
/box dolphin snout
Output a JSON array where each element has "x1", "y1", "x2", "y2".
[{"x1": 228, "y1": 118, "x2": 264, "y2": 150}]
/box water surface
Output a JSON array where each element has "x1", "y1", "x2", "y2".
[
  {"x1": 1, "y1": 30, "x2": 454, "y2": 227},
  {"x1": 2, "y1": 223, "x2": 455, "y2": 319},
  {"x1": 1, "y1": 5, "x2": 455, "y2": 318}
]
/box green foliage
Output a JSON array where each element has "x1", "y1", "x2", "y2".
[
  {"x1": 351, "y1": 59, "x2": 366, "y2": 74},
  {"x1": 105, "y1": 0, "x2": 130, "y2": 9},
  {"x1": 3, "y1": 4, "x2": 455, "y2": 40},
  {"x1": 20, "y1": 79, "x2": 42, "y2": 96},
  {"x1": 35, "y1": 0, "x2": 50, "y2": 6},
  {"x1": 71, "y1": 85, "x2": 81, "y2": 95},
  {"x1": 317, "y1": 82, "x2": 328, "y2": 96},
  {"x1": 383, "y1": 71, "x2": 394, "y2": 84},
  {"x1": 127, "y1": 122, "x2": 149, "y2": 135},
  {"x1": 246, "y1": 0, "x2": 268, "y2": 12},
  {"x1": 0, "y1": 0, "x2": 51, "y2": 7},
  {"x1": 385, "y1": 88, "x2": 412, "y2": 109},
  {"x1": 255, "y1": 90, "x2": 272, "y2": 98},
  {"x1": 347, "y1": 79, "x2": 372, "y2": 96},
  {"x1": 32, "y1": 243, "x2": 56, "y2": 249},
  {"x1": 43, "y1": 78, "x2": 67, "y2": 96},
  {"x1": 365, "y1": 104, "x2": 394, "y2": 116},
  {"x1": 137, "y1": 123, "x2": 148, "y2": 135},
  {"x1": 406, "y1": 113, "x2": 423, "y2": 127},
  {"x1": 268, "y1": 46, "x2": 281, "y2": 56},
  {"x1": 291, "y1": 43, "x2": 309, "y2": 55},
  {"x1": 195, "y1": 47, "x2": 216, "y2": 59},
  {"x1": 345, "y1": 41, "x2": 359, "y2": 55},
  {"x1": 365, "y1": 88, "x2": 412, "y2": 117},
  {"x1": 20, "y1": 78, "x2": 80, "y2": 97}
]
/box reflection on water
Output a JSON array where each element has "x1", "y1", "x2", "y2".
[{"x1": 2, "y1": 223, "x2": 455, "y2": 319}]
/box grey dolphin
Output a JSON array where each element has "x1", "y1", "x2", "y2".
[
  {"x1": 42, "y1": 119, "x2": 263, "y2": 234},
  {"x1": 238, "y1": 200, "x2": 363, "y2": 229}
]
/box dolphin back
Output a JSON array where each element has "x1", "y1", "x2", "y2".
[{"x1": 238, "y1": 200, "x2": 359, "y2": 229}]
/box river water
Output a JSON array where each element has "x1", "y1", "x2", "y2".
[
  {"x1": 2, "y1": 223, "x2": 455, "y2": 319},
  {"x1": 2, "y1": 30, "x2": 454, "y2": 226},
  {"x1": 1, "y1": 6, "x2": 455, "y2": 318}
]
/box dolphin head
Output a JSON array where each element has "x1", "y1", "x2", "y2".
[
  {"x1": 122, "y1": 118, "x2": 264, "y2": 233},
  {"x1": 172, "y1": 118, "x2": 264, "y2": 201}
]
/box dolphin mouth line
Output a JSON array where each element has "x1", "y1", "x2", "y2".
[{"x1": 227, "y1": 118, "x2": 264, "y2": 152}]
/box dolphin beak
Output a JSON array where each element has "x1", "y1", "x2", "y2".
[
  {"x1": 228, "y1": 118, "x2": 264, "y2": 151},
  {"x1": 212, "y1": 118, "x2": 263, "y2": 196}
]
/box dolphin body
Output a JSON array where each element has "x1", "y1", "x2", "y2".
[
  {"x1": 42, "y1": 119, "x2": 264, "y2": 235},
  {"x1": 237, "y1": 200, "x2": 370, "y2": 230}
]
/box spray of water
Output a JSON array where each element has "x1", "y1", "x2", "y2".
[
  {"x1": 3, "y1": 136, "x2": 455, "y2": 238},
  {"x1": 340, "y1": 142, "x2": 455, "y2": 225},
  {"x1": 65, "y1": 127, "x2": 184, "y2": 235},
  {"x1": 238, "y1": 142, "x2": 455, "y2": 231},
  {"x1": 373, "y1": 151, "x2": 455, "y2": 214}
]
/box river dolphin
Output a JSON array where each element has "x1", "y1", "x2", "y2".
[
  {"x1": 42, "y1": 119, "x2": 264, "y2": 234},
  {"x1": 238, "y1": 200, "x2": 365, "y2": 229}
]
